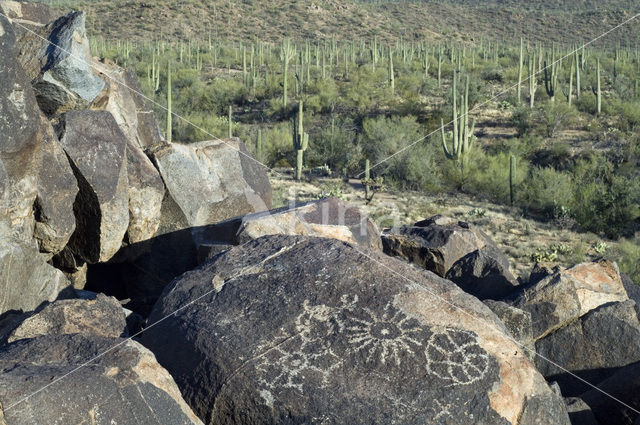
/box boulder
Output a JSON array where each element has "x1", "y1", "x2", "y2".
[
  {"x1": 0, "y1": 1, "x2": 55, "y2": 27},
  {"x1": 513, "y1": 259, "x2": 628, "y2": 340},
  {"x1": 483, "y1": 300, "x2": 535, "y2": 362},
  {"x1": 579, "y1": 361, "x2": 640, "y2": 425},
  {"x1": 535, "y1": 300, "x2": 640, "y2": 396},
  {"x1": 0, "y1": 237, "x2": 70, "y2": 316},
  {"x1": 0, "y1": 15, "x2": 41, "y2": 242},
  {"x1": 197, "y1": 242, "x2": 232, "y2": 265},
  {"x1": 446, "y1": 245, "x2": 520, "y2": 300},
  {"x1": 149, "y1": 139, "x2": 272, "y2": 232},
  {"x1": 201, "y1": 198, "x2": 382, "y2": 251},
  {"x1": 58, "y1": 110, "x2": 129, "y2": 263},
  {"x1": 142, "y1": 235, "x2": 570, "y2": 425},
  {"x1": 33, "y1": 114, "x2": 78, "y2": 254},
  {"x1": 5, "y1": 294, "x2": 127, "y2": 343},
  {"x1": 92, "y1": 64, "x2": 163, "y2": 149},
  {"x1": 124, "y1": 140, "x2": 164, "y2": 244},
  {"x1": 622, "y1": 273, "x2": 640, "y2": 312},
  {"x1": 564, "y1": 398, "x2": 599, "y2": 425},
  {"x1": 381, "y1": 215, "x2": 495, "y2": 277},
  {"x1": 528, "y1": 262, "x2": 561, "y2": 286},
  {"x1": 0, "y1": 334, "x2": 204, "y2": 425},
  {"x1": 13, "y1": 11, "x2": 105, "y2": 116}
]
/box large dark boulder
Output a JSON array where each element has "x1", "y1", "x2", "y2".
[
  {"x1": 0, "y1": 334, "x2": 204, "y2": 425},
  {"x1": 142, "y1": 235, "x2": 569, "y2": 425},
  {"x1": 381, "y1": 215, "x2": 496, "y2": 277},
  {"x1": 0, "y1": 15, "x2": 41, "y2": 241},
  {"x1": 200, "y1": 197, "x2": 382, "y2": 251},
  {"x1": 446, "y1": 245, "x2": 520, "y2": 300},
  {"x1": 58, "y1": 110, "x2": 129, "y2": 264},
  {"x1": 0, "y1": 237, "x2": 69, "y2": 316},
  {"x1": 579, "y1": 361, "x2": 640, "y2": 425},
  {"x1": 12, "y1": 11, "x2": 105, "y2": 116},
  {"x1": 513, "y1": 259, "x2": 628, "y2": 340},
  {"x1": 33, "y1": 114, "x2": 78, "y2": 254},
  {"x1": 535, "y1": 300, "x2": 640, "y2": 396}
]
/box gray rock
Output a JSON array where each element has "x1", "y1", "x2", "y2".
[
  {"x1": 200, "y1": 197, "x2": 382, "y2": 251},
  {"x1": 149, "y1": 139, "x2": 272, "y2": 232},
  {"x1": 0, "y1": 1, "x2": 56, "y2": 27},
  {"x1": 535, "y1": 300, "x2": 640, "y2": 396},
  {"x1": 142, "y1": 235, "x2": 568, "y2": 425},
  {"x1": 0, "y1": 15, "x2": 40, "y2": 242},
  {"x1": 0, "y1": 334, "x2": 204, "y2": 425},
  {"x1": 0, "y1": 237, "x2": 70, "y2": 316},
  {"x1": 382, "y1": 215, "x2": 495, "y2": 277},
  {"x1": 579, "y1": 360, "x2": 640, "y2": 425},
  {"x1": 513, "y1": 259, "x2": 628, "y2": 340},
  {"x1": 13, "y1": 11, "x2": 105, "y2": 116},
  {"x1": 125, "y1": 140, "x2": 164, "y2": 244},
  {"x1": 622, "y1": 273, "x2": 640, "y2": 313},
  {"x1": 33, "y1": 113, "x2": 77, "y2": 254},
  {"x1": 483, "y1": 300, "x2": 535, "y2": 362},
  {"x1": 92, "y1": 64, "x2": 163, "y2": 149},
  {"x1": 529, "y1": 262, "x2": 561, "y2": 286},
  {"x1": 446, "y1": 245, "x2": 520, "y2": 300},
  {"x1": 58, "y1": 110, "x2": 129, "y2": 263},
  {"x1": 564, "y1": 398, "x2": 599, "y2": 425},
  {"x1": 6, "y1": 294, "x2": 127, "y2": 343}
]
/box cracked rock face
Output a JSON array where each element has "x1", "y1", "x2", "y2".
[
  {"x1": 5, "y1": 294, "x2": 128, "y2": 343},
  {"x1": 150, "y1": 139, "x2": 272, "y2": 233},
  {"x1": 142, "y1": 235, "x2": 569, "y2": 425},
  {"x1": 0, "y1": 334, "x2": 204, "y2": 425},
  {"x1": 12, "y1": 11, "x2": 104, "y2": 116},
  {"x1": 0, "y1": 237, "x2": 69, "y2": 316},
  {"x1": 58, "y1": 110, "x2": 129, "y2": 264},
  {"x1": 0, "y1": 15, "x2": 41, "y2": 242}
]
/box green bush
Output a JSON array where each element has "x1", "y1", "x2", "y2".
[{"x1": 520, "y1": 166, "x2": 573, "y2": 214}]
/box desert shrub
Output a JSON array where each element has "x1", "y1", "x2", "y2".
[
  {"x1": 535, "y1": 102, "x2": 578, "y2": 138},
  {"x1": 519, "y1": 166, "x2": 573, "y2": 215},
  {"x1": 615, "y1": 238, "x2": 640, "y2": 285},
  {"x1": 511, "y1": 106, "x2": 533, "y2": 136},
  {"x1": 466, "y1": 152, "x2": 529, "y2": 203}
]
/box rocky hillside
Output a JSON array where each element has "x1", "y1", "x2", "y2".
[
  {"x1": 32, "y1": 0, "x2": 640, "y2": 45},
  {"x1": 1, "y1": 2, "x2": 640, "y2": 425}
]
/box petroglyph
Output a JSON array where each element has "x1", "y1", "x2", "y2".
[
  {"x1": 425, "y1": 327, "x2": 490, "y2": 387},
  {"x1": 254, "y1": 297, "x2": 490, "y2": 400}
]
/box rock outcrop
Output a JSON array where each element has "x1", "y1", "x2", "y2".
[
  {"x1": 382, "y1": 215, "x2": 518, "y2": 299},
  {"x1": 0, "y1": 14, "x2": 41, "y2": 242},
  {"x1": 5, "y1": 294, "x2": 127, "y2": 343},
  {"x1": 149, "y1": 139, "x2": 272, "y2": 232},
  {"x1": 33, "y1": 114, "x2": 78, "y2": 254},
  {"x1": 142, "y1": 235, "x2": 569, "y2": 425},
  {"x1": 0, "y1": 237, "x2": 69, "y2": 316},
  {"x1": 0, "y1": 334, "x2": 204, "y2": 425},
  {"x1": 58, "y1": 110, "x2": 129, "y2": 263},
  {"x1": 202, "y1": 197, "x2": 382, "y2": 251},
  {"x1": 13, "y1": 11, "x2": 105, "y2": 116},
  {"x1": 483, "y1": 300, "x2": 535, "y2": 362}
]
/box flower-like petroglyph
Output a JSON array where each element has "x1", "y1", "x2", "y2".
[
  {"x1": 338, "y1": 303, "x2": 427, "y2": 366},
  {"x1": 424, "y1": 327, "x2": 490, "y2": 387}
]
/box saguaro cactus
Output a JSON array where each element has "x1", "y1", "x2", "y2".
[
  {"x1": 592, "y1": 57, "x2": 602, "y2": 115},
  {"x1": 280, "y1": 39, "x2": 295, "y2": 107},
  {"x1": 389, "y1": 48, "x2": 395, "y2": 95},
  {"x1": 256, "y1": 129, "x2": 263, "y2": 162},
  {"x1": 509, "y1": 155, "x2": 516, "y2": 205},
  {"x1": 228, "y1": 105, "x2": 233, "y2": 138},
  {"x1": 166, "y1": 62, "x2": 172, "y2": 143},
  {"x1": 442, "y1": 71, "x2": 476, "y2": 180},
  {"x1": 293, "y1": 101, "x2": 309, "y2": 180},
  {"x1": 529, "y1": 51, "x2": 537, "y2": 108},
  {"x1": 544, "y1": 55, "x2": 559, "y2": 102},
  {"x1": 517, "y1": 38, "x2": 523, "y2": 104}
]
